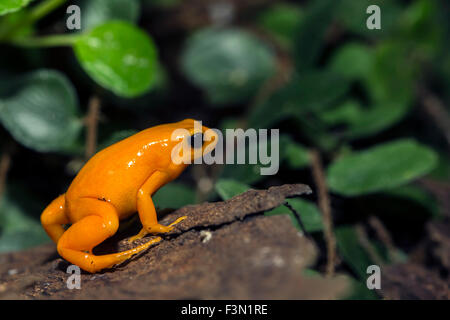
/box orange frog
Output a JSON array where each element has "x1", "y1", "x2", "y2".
[{"x1": 41, "y1": 119, "x2": 217, "y2": 273}]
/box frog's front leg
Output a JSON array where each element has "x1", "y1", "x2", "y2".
[{"x1": 129, "y1": 171, "x2": 186, "y2": 243}]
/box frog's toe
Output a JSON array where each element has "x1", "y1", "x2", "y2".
[
  {"x1": 127, "y1": 229, "x2": 148, "y2": 243},
  {"x1": 167, "y1": 216, "x2": 187, "y2": 228}
]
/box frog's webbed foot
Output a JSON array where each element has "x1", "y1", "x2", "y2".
[{"x1": 127, "y1": 216, "x2": 187, "y2": 243}]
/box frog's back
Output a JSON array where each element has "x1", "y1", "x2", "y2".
[{"x1": 65, "y1": 126, "x2": 171, "y2": 213}]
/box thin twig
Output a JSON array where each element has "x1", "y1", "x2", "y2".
[
  {"x1": 284, "y1": 201, "x2": 312, "y2": 239},
  {"x1": 0, "y1": 147, "x2": 12, "y2": 201},
  {"x1": 368, "y1": 216, "x2": 400, "y2": 263},
  {"x1": 355, "y1": 224, "x2": 385, "y2": 267},
  {"x1": 309, "y1": 149, "x2": 336, "y2": 277},
  {"x1": 85, "y1": 95, "x2": 101, "y2": 160},
  {"x1": 419, "y1": 87, "x2": 450, "y2": 148}
]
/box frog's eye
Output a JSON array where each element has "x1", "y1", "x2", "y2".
[{"x1": 188, "y1": 132, "x2": 204, "y2": 149}]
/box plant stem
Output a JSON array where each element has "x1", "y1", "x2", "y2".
[
  {"x1": 310, "y1": 149, "x2": 337, "y2": 277},
  {"x1": 0, "y1": 142, "x2": 15, "y2": 202},
  {"x1": 0, "y1": 0, "x2": 68, "y2": 40},
  {"x1": 355, "y1": 224, "x2": 385, "y2": 267},
  {"x1": 27, "y1": 0, "x2": 68, "y2": 24},
  {"x1": 368, "y1": 216, "x2": 401, "y2": 263},
  {"x1": 85, "y1": 96, "x2": 101, "y2": 160},
  {"x1": 10, "y1": 33, "x2": 79, "y2": 47}
]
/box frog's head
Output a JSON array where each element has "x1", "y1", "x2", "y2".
[{"x1": 167, "y1": 119, "x2": 219, "y2": 168}]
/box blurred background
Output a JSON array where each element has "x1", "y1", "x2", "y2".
[{"x1": 0, "y1": 0, "x2": 449, "y2": 299}]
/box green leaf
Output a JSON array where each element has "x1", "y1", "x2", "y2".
[
  {"x1": 336, "y1": 226, "x2": 374, "y2": 280},
  {"x1": 0, "y1": 69, "x2": 82, "y2": 152},
  {"x1": 319, "y1": 100, "x2": 361, "y2": 126},
  {"x1": 294, "y1": 0, "x2": 336, "y2": 71},
  {"x1": 327, "y1": 139, "x2": 438, "y2": 196},
  {"x1": 258, "y1": 3, "x2": 303, "y2": 48},
  {"x1": 74, "y1": 21, "x2": 158, "y2": 97},
  {"x1": 215, "y1": 179, "x2": 250, "y2": 200},
  {"x1": 0, "y1": 185, "x2": 49, "y2": 253},
  {"x1": 280, "y1": 135, "x2": 310, "y2": 169},
  {"x1": 329, "y1": 43, "x2": 374, "y2": 81},
  {"x1": 319, "y1": 99, "x2": 411, "y2": 140},
  {"x1": 153, "y1": 182, "x2": 196, "y2": 209},
  {"x1": 336, "y1": 0, "x2": 401, "y2": 38},
  {"x1": 0, "y1": 9, "x2": 34, "y2": 38},
  {"x1": 365, "y1": 42, "x2": 415, "y2": 106},
  {"x1": 0, "y1": 0, "x2": 32, "y2": 16},
  {"x1": 249, "y1": 71, "x2": 350, "y2": 128},
  {"x1": 344, "y1": 103, "x2": 410, "y2": 140},
  {"x1": 79, "y1": 0, "x2": 140, "y2": 32},
  {"x1": 265, "y1": 198, "x2": 323, "y2": 233},
  {"x1": 399, "y1": 0, "x2": 442, "y2": 59},
  {"x1": 181, "y1": 27, "x2": 276, "y2": 105}
]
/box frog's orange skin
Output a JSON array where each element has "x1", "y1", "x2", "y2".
[{"x1": 41, "y1": 119, "x2": 217, "y2": 273}]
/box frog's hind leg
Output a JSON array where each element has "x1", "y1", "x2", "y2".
[
  {"x1": 57, "y1": 198, "x2": 161, "y2": 273},
  {"x1": 41, "y1": 194, "x2": 69, "y2": 243}
]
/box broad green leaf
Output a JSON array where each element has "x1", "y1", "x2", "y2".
[
  {"x1": 215, "y1": 179, "x2": 250, "y2": 200},
  {"x1": 79, "y1": 0, "x2": 140, "y2": 32},
  {"x1": 153, "y1": 182, "x2": 196, "y2": 209},
  {"x1": 249, "y1": 71, "x2": 350, "y2": 129},
  {"x1": 294, "y1": 71, "x2": 351, "y2": 113},
  {"x1": 399, "y1": 0, "x2": 442, "y2": 58},
  {"x1": 0, "y1": 185, "x2": 49, "y2": 253},
  {"x1": 319, "y1": 100, "x2": 410, "y2": 140},
  {"x1": 336, "y1": 226, "x2": 374, "y2": 280},
  {"x1": 265, "y1": 198, "x2": 324, "y2": 233},
  {"x1": 0, "y1": 69, "x2": 82, "y2": 152},
  {"x1": 336, "y1": 0, "x2": 401, "y2": 38},
  {"x1": 258, "y1": 3, "x2": 303, "y2": 48},
  {"x1": 101, "y1": 62, "x2": 169, "y2": 109},
  {"x1": 280, "y1": 135, "x2": 310, "y2": 169},
  {"x1": 181, "y1": 27, "x2": 276, "y2": 105},
  {"x1": 329, "y1": 43, "x2": 374, "y2": 81},
  {"x1": 319, "y1": 100, "x2": 361, "y2": 126},
  {"x1": 0, "y1": 0, "x2": 32, "y2": 16},
  {"x1": 0, "y1": 9, "x2": 34, "y2": 38},
  {"x1": 294, "y1": 0, "x2": 336, "y2": 71},
  {"x1": 365, "y1": 42, "x2": 415, "y2": 106},
  {"x1": 344, "y1": 103, "x2": 410, "y2": 140},
  {"x1": 74, "y1": 21, "x2": 158, "y2": 97},
  {"x1": 327, "y1": 139, "x2": 438, "y2": 196}
]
